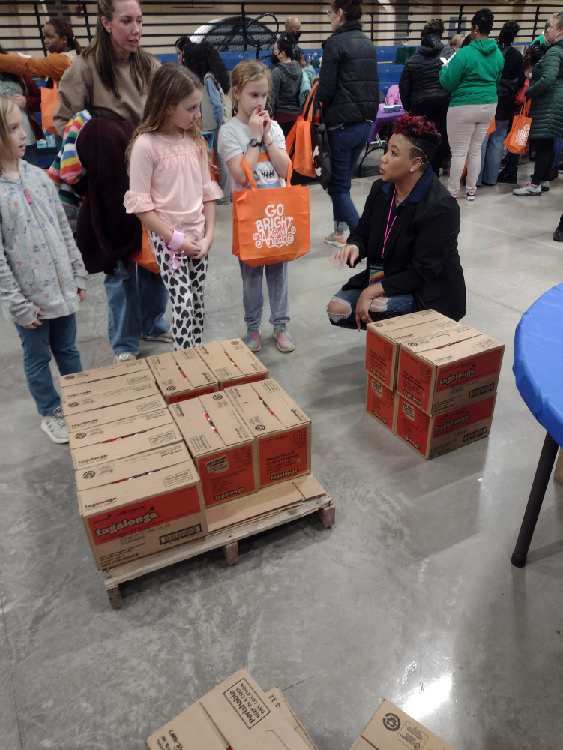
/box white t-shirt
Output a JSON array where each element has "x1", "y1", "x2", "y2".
[{"x1": 217, "y1": 117, "x2": 287, "y2": 191}]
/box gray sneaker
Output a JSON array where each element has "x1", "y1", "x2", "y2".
[
  {"x1": 113, "y1": 352, "x2": 138, "y2": 364},
  {"x1": 41, "y1": 407, "x2": 69, "y2": 444}
]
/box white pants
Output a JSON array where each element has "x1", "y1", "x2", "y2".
[{"x1": 447, "y1": 103, "x2": 497, "y2": 196}]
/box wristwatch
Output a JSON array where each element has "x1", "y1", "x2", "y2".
[{"x1": 248, "y1": 138, "x2": 262, "y2": 148}]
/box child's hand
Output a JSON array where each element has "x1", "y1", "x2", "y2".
[
  {"x1": 23, "y1": 317, "x2": 42, "y2": 329},
  {"x1": 178, "y1": 238, "x2": 201, "y2": 257},
  {"x1": 261, "y1": 110, "x2": 272, "y2": 136},
  {"x1": 77, "y1": 289, "x2": 86, "y2": 303},
  {"x1": 194, "y1": 237, "x2": 211, "y2": 260},
  {"x1": 249, "y1": 109, "x2": 265, "y2": 140}
]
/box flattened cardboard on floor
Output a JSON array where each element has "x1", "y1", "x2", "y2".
[
  {"x1": 196, "y1": 339, "x2": 268, "y2": 388},
  {"x1": 61, "y1": 377, "x2": 160, "y2": 416},
  {"x1": 227, "y1": 378, "x2": 311, "y2": 488},
  {"x1": 60, "y1": 358, "x2": 149, "y2": 388},
  {"x1": 78, "y1": 446, "x2": 206, "y2": 570},
  {"x1": 265, "y1": 688, "x2": 319, "y2": 750},
  {"x1": 397, "y1": 333, "x2": 505, "y2": 415},
  {"x1": 365, "y1": 311, "x2": 450, "y2": 389},
  {"x1": 71, "y1": 421, "x2": 182, "y2": 471},
  {"x1": 395, "y1": 394, "x2": 496, "y2": 459},
  {"x1": 64, "y1": 394, "x2": 166, "y2": 432},
  {"x1": 170, "y1": 392, "x2": 258, "y2": 507},
  {"x1": 366, "y1": 376, "x2": 395, "y2": 431},
  {"x1": 68, "y1": 407, "x2": 173, "y2": 451},
  {"x1": 352, "y1": 699, "x2": 454, "y2": 750},
  {"x1": 147, "y1": 669, "x2": 312, "y2": 750},
  {"x1": 147, "y1": 350, "x2": 218, "y2": 403}
]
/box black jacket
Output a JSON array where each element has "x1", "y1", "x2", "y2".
[
  {"x1": 317, "y1": 22, "x2": 379, "y2": 126},
  {"x1": 496, "y1": 45, "x2": 524, "y2": 121},
  {"x1": 399, "y1": 35, "x2": 450, "y2": 112},
  {"x1": 343, "y1": 169, "x2": 466, "y2": 321},
  {"x1": 271, "y1": 61, "x2": 302, "y2": 114}
]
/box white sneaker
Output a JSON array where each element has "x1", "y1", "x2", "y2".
[
  {"x1": 466, "y1": 189, "x2": 476, "y2": 202},
  {"x1": 324, "y1": 231, "x2": 347, "y2": 248},
  {"x1": 513, "y1": 183, "x2": 542, "y2": 196},
  {"x1": 41, "y1": 407, "x2": 68, "y2": 444},
  {"x1": 113, "y1": 352, "x2": 138, "y2": 364}
]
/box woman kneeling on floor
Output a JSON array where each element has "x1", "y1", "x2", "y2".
[{"x1": 327, "y1": 114, "x2": 466, "y2": 329}]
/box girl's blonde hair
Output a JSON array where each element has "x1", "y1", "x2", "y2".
[
  {"x1": 0, "y1": 95, "x2": 17, "y2": 167},
  {"x1": 231, "y1": 60, "x2": 271, "y2": 112},
  {"x1": 128, "y1": 63, "x2": 204, "y2": 159}
]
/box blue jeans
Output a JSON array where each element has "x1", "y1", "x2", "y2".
[
  {"x1": 329, "y1": 286, "x2": 416, "y2": 329},
  {"x1": 479, "y1": 120, "x2": 509, "y2": 185},
  {"x1": 16, "y1": 314, "x2": 82, "y2": 416},
  {"x1": 104, "y1": 260, "x2": 169, "y2": 354},
  {"x1": 328, "y1": 122, "x2": 372, "y2": 232},
  {"x1": 239, "y1": 261, "x2": 289, "y2": 332}
]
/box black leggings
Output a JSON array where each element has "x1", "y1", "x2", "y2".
[{"x1": 532, "y1": 137, "x2": 555, "y2": 184}]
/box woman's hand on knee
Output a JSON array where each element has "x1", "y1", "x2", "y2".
[{"x1": 333, "y1": 243, "x2": 360, "y2": 268}]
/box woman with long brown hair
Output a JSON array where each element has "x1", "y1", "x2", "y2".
[{"x1": 55, "y1": 0, "x2": 171, "y2": 363}]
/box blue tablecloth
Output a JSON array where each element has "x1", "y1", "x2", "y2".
[{"x1": 513, "y1": 284, "x2": 563, "y2": 447}]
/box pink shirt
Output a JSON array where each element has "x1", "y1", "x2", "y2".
[{"x1": 124, "y1": 132, "x2": 222, "y2": 239}]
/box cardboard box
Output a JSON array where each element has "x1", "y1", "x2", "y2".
[
  {"x1": 365, "y1": 311, "x2": 451, "y2": 389},
  {"x1": 397, "y1": 333, "x2": 505, "y2": 415},
  {"x1": 366, "y1": 376, "x2": 396, "y2": 431},
  {"x1": 68, "y1": 407, "x2": 173, "y2": 451},
  {"x1": 64, "y1": 394, "x2": 166, "y2": 433},
  {"x1": 197, "y1": 339, "x2": 268, "y2": 388},
  {"x1": 395, "y1": 394, "x2": 497, "y2": 459},
  {"x1": 147, "y1": 350, "x2": 218, "y2": 403},
  {"x1": 78, "y1": 444, "x2": 206, "y2": 570},
  {"x1": 227, "y1": 379, "x2": 311, "y2": 488},
  {"x1": 71, "y1": 420, "x2": 183, "y2": 472},
  {"x1": 265, "y1": 689, "x2": 319, "y2": 750},
  {"x1": 170, "y1": 392, "x2": 258, "y2": 507},
  {"x1": 59, "y1": 370, "x2": 155, "y2": 399},
  {"x1": 61, "y1": 376, "x2": 160, "y2": 416},
  {"x1": 60, "y1": 358, "x2": 149, "y2": 388},
  {"x1": 352, "y1": 699, "x2": 454, "y2": 750},
  {"x1": 147, "y1": 669, "x2": 312, "y2": 750}
]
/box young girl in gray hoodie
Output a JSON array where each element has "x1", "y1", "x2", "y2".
[{"x1": 0, "y1": 96, "x2": 86, "y2": 444}]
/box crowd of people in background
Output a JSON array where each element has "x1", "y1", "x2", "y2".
[{"x1": 0, "y1": 1, "x2": 562, "y2": 445}]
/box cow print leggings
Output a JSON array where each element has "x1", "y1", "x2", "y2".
[{"x1": 150, "y1": 232, "x2": 207, "y2": 350}]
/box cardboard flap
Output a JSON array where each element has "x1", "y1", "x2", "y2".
[
  {"x1": 60, "y1": 371, "x2": 154, "y2": 398},
  {"x1": 222, "y1": 338, "x2": 268, "y2": 377},
  {"x1": 68, "y1": 408, "x2": 172, "y2": 450},
  {"x1": 64, "y1": 395, "x2": 166, "y2": 432},
  {"x1": 367, "y1": 310, "x2": 444, "y2": 334},
  {"x1": 71, "y1": 424, "x2": 183, "y2": 470},
  {"x1": 227, "y1": 384, "x2": 281, "y2": 435},
  {"x1": 147, "y1": 701, "x2": 228, "y2": 750},
  {"x1": 420, "y1": 333, "x2": 505, "y2": 365},
  {"x1": 197, "y1": 341, "x2": 243, "y2": 382},
  {"x1": 203, "y1": 392, "x2": 253, "y2": 446},
  {"x1": 253, "y1": 380, "x2": 310, "y2": 428},
  {"x1": 399, "y1": 324, "x2": 480, "y2": 355},
  {"x1": 60, "y1": 358, "x2": 148, "y2": 387},
  {"x1": 175, "y1": 348, "x2": 218, "y2": 387},
  {"x1": 359, "y1": 700, "x2": 455, "y2": 750},
  {"x1": 170, "y1": 399, "x2": 225, "y2": 455},
  {"x1": 61, "y1": 381, "x2": 160, "y2": 415}
]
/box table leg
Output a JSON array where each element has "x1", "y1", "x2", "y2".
[{"x1": 511, "y1": 432, "x2": 559, "y2": 568}]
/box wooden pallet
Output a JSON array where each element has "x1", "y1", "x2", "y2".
[{"x1": 103, "y1": 484, "x2": 335, "y2": 609}]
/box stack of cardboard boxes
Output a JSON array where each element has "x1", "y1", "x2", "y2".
[
  {"x1": 147, "y1": 669, "x2": 454, "y2": 750},
  {"x1": 61, "y1": 340, "x2": 315, "y2": 573},
  {"x1": 365, "y1": 311, "x2": 505, "y2": 458}
]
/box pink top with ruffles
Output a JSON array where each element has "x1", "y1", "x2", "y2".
[{"x1": 124, "y1": 132, "x2": 222, "y2": 239}]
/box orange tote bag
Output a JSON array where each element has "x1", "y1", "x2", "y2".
[
  {"x1": 232, "y1": 161, "x2": 310, "y2": 267},
  {"x1": 134, "y1": 227, "x2": 160, "y2": 274},
  {"x1": 40, "y1": 84, "x2": 60, "y2": 134},
  {"x1": 504, "y1": 101, "x2": 532, "y2": 155},
  {"x1": 286, "y1": 82, "x2": 319, "y2": 179}
]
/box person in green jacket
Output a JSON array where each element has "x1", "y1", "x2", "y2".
[
  {"x1": 514, "y1": 13, "x2": 563, "y2": 196},
  {"x1": 439, "y1": 8, "x2": 504, "y2": 200}
]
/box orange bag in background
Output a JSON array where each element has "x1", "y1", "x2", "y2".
[
  {"x1": 504, "y1": 100, "x2": 532, "y2": 155},
  {"x1": 286, "y1": 82, "x2": 319, "y2": 178},
  {"x1": 232, "y1": 161, "x2": 310, "y2": 267},
  {"x1": 135, "y1": 227, "x2": 160, "y2": 274},
  {"x1": 486, "y1": 118, "x2": 496, "y2": 136},
  {"x1": 40, "y1": 85, "x2": 59, "y2": 134}
]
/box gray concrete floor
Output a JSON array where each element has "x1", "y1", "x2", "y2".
[{"x1": 1, "y1": 173, "x2": 563, "y2": 750}]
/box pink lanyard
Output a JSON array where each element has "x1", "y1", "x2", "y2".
[{"x1": 381, "y1": 189, "x2": 397, "y2": 258}]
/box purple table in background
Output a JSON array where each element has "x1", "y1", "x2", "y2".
[{"x1": 358, "y1": 105, "x2": 405, "y2": 174}]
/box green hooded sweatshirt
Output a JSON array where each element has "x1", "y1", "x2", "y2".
[{"x1": 439, "y1": 38, "x2": 504, "y2": 106}]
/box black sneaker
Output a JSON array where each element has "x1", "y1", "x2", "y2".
[
  {"x1": 554, "y1": 228, "x2": 563, "y2": 242},
  {"x1": 497, "y1": 171, "x2": 518, "y2": 184}
]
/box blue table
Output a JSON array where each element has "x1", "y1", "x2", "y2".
[{"x1": 511, "y1": 284, "x2": 563, "y2": 567}]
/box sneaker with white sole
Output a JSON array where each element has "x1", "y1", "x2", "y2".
[
  {"x1": 513, "y1": 183, "x2": 542, "y2": 196},
  {"x1": 113, "y1": 352, "x2": 138, "y2": 364},
  {"x1": 243, "y1": 331, "x2": 262, "y2": 353},
  {"x1": 41, "y1": 406, "x2": 68, "y2": 444},
  {"x1": 273, "y1": 329, "x2": 295, "y2": 353},
  {"x1": 466, "y1": 189, "x2": 476, "y2": 202},
  {"x1": 324, "y1": 231, "x2": 347, "y2": 248},
  {"x1": 541, "y1": 181, "x2": 551, "y2": 192}
]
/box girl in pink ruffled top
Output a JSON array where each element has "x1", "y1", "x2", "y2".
[{"x1": 124, "y1": 63, "x2": 223, "y2": 349}]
